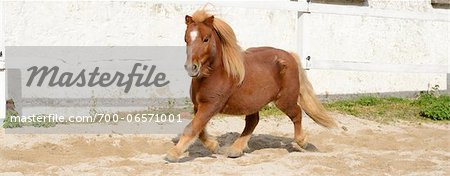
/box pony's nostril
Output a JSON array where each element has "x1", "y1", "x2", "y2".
[{"x1": 184, "y1": 65, "x2": 188, "y2": 69}]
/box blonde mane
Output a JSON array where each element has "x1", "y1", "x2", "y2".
[{"x1": 191, "y1": 9, "x2": 245, "y2": 84}]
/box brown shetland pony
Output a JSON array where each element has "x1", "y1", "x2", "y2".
[{"x1": 166, "y1": 9, "x2": 337, "y2": 162}]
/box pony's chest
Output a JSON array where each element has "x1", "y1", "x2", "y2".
[{"x1": 190, "y1": 83, "x2": 231, "y2": 104}]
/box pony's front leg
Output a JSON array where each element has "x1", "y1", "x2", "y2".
[
  {"x1": 166, "y1": 104, "x2": 219, "y2": 162},
  {"x1": 199, "y1": 128, "x2": 219, "y2": 153},
  {"x1": 194, "y1": 105, "x2": 219, "y2": 153}
]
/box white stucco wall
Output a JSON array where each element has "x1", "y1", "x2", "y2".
[
  {"x1": 3, "y1": 1, "x2": 297, "y2": 49},
  {"x1": 304, "y1": 11, "x2": 448, "y2": 94},
  {"x1": 0, "y1": 0, "x2": 449, "y2": 117},
  {"x1": 1, "y1": 1, "x2": 5, "y2": 119}
]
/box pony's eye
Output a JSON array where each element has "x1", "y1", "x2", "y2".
[{"x1": 203, "y1": 38, "x2": 209, "y2": 43}]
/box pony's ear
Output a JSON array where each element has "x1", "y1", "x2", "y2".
[
  {"x1": 204, "y1": 16, "x2": 214, "y2": 27},
  {"x1": 185, "y1": 15, "x2": 194, "y2": 25}
]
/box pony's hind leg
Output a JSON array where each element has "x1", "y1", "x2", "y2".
[
  {"x1": 276, "y1": 103, "x2": 307, "y2": 148},
  {"x1": 225, "y1": 112, "x2": 260, "y2": 158},
  {"x1": 199, "y1": 128, "x2": 219, "y2": 153},
  {"x1": 278, "y1": 104, "x2": 318, "y2": 152},
  {"x1": 274, "y1": 54, "x2": 309, "y2": 150}
]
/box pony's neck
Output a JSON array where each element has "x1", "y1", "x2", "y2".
[{"x1": 210, "y1": 31, "x2": 224, "y2": 71}]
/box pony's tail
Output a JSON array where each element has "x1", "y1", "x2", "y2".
[{"x1": 290, "y1": 53, "x2": 337, "y2": 128}]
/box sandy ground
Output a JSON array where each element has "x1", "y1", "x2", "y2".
[{"x1": 0, "y1": 113, "x2": 449, "y2": 175}]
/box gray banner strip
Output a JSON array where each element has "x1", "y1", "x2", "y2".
[
  {"x1": 19, "y1": 97, "x2": 191, "y2": 107},
  {"x1": 5, "y1": 120, "x2": 190, "y2": 134}
]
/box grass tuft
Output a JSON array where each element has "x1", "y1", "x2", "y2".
[{"x1": 325, "y1": 92, "x2": 449, "y2": 123}]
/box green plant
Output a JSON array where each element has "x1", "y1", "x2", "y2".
[
  {"x1": 417, "y1": 93, "x2": 450, "y2": 121},
  {"x1": 414, "y1": 92, "x2": 435, "y2": 106},
  {"x1": 29, "y1": 114, "x2": 57, "y2": 128},
  {"x1": 420, "y1": 102, "x2": 450, "y2": 120},
  {"x1": 3, "y1": 110, "x2": 22, "y2": 128},
  {"x1": 167, "y1": 98, "x2": 175, "y2": 110},
  {"x1": 354, "y1": 96, "x2": 382, "y2": 106},
  {"x1": 260, "y1": 103, "x2": 283, "y2": 116},
  {"x1": 430, "y1": 84, "x2": 440, "y2": 96},
  {"x1": 3, "y1": 111, "x2": 59, "y2": 128}
]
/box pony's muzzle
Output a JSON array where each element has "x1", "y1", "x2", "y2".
[{"x1": 184, "y1": 63, "x2": 200, "y2": 77}]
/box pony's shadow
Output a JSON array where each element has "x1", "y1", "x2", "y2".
[{"x1": 170, "y1": 132, "x2": 318, "y2": 162}]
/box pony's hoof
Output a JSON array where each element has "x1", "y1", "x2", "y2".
[
  {"x1": 205, "y1": 140, "x2": 220, "y2": 153},
  {"x1": 165, "y1": 148, "x2": 181, "y2": 162},
  {"x1": 224, "y1": 146, "x2": 244, "y2": 158},
  {"x1": 301, "y1": 142, "x2": 319, "y2": 152}
]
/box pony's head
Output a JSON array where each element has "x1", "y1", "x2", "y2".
[
  {"x1": 184, "y1": 13, "x2": 217, "y2": 78},
  {"x1": 184, "y1": 10, "x2": 245, "y2": 84}
]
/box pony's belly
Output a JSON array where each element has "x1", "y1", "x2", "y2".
[
  {"x1": 220, "y1": 101, "x2": 266, "y2": 115},
  {"x1": 220, "y1": 92, "x2": 276, "y2": 115}
]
